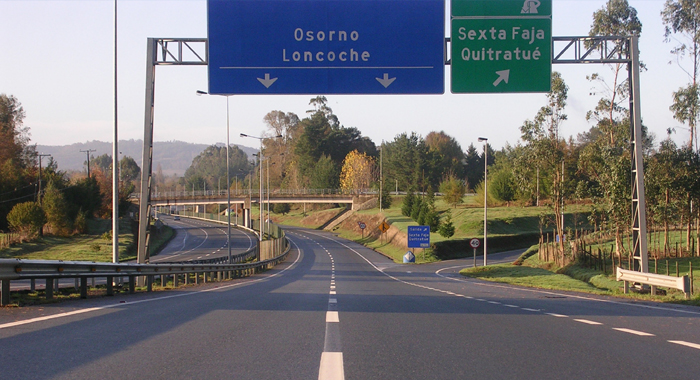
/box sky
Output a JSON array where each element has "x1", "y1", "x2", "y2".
[{"x1": 0, "y1": 0, "x2": 693, "y2": 156}]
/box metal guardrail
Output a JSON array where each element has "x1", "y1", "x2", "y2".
[
  {"x1": 0, "y1": 238, "x2": 290, "y2": 306},
  {"x1": 616, "y1": 267, "x2": 691, "y2": 299}
]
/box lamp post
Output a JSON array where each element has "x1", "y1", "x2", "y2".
[
  {"x1": 240, "y1": 133, "x2": 282, "y2": 243},
  {"x1": 197, "y1": 90, "x2": 233, "y2": 263},
  {"x1": 478, "y1": 137, "x2": 488, "y2": 266}
]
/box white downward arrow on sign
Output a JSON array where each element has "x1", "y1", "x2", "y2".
[
  {"x1": 493, "y1": 70, "x2": 510, "y2": 87},
  {"x1": 257, "y1": 73, "x2": 278, "y2": 88},
  {"x1": 376, "y1": 73, "x2": 396, "y2": 88}
]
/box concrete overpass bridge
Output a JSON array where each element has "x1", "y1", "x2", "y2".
[{"x1": 134, "y1": 189, "x2": 376, "y2": 211}]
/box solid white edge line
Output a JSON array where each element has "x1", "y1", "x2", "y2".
[
  {"x1": 613, "y1": 328, "x2": 655, "y2": 337},
  {"x1": 0, "y1": 240, "x2": 303, "y2": 330},
  {"x1": 668, "y1": 340, "x2": 700, "y2": 350},
  {"x1": 318, "y1": 352, "x2": 344, "y2": 380}
]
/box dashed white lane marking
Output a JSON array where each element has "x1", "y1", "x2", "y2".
[
  {"x1": 318, "y1": 352, "x2": 344, "y2": 380},
  {"x1": 330, "y1": 285, "x2": 336, "y2": 290},
  {"x1": 488, "y1": 301, "x2": 501, "y2": 305},
  {"x1": 302, "y1": 231, "x2": 700, "y2": 357},
  {"x1": 329, "y1": 298, "x2": 337, "y2": 304},
  {"x1": 330, "y1": 291, "x2": 336, "y2": 295},
  {"x1": 668, "y1": 340, "x2": 700, "y2": 350},
  {"x1": 574, "y1": 319, "x2": 603, "y2": 325},
  {"x1": 326, "y1": 311, "x2": 340, "y2": 323},
  {"x1": 613, "y1": 328, "x2": 655, "y2": 337}
]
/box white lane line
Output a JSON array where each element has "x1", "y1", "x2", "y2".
[
  {"x1": 330, "y1": 285, "x2": 336, "y2": 290},
  {"x1": 475, "y1": 299, "x2": 486, "y2": 302},
  {"x1": 330, "y1": 291, "x2": 336, "y2": 295},
  {"x1": 668, "y1": 340, "x2": 700, "y2": 350},
  {"x1": 0, "y1": 238, "x2": 304, "y2": 330},
  {"x1": 329, "y1": 298, "x2": 337, "y2": 304},
  {"x1": 613, "y1": 328, "x2": 655, "y2": 337},
  {"x1": 488, "y1": 301, "x2": 501, "y2": 305},
  {"x1": 326, "y1": 311, "x2": 340, "y2": 323},
  {"x1": 522, "y1": 308, "x2": 540, "y2": 312},
  {"x1": 435, "y1": 264, "x2": 700, "y2": 316},
  {"x1": 504, "y1": 304, "x2": 519, "y2": 308},
  {"x1": 574, "y1": 319, "x2": 603, "y2": 325},
  {"x1": 318, "y1": 352, "x2": 344, "y2": 380},
  {"x1": 546, "y1": 313, "x2": 568, "y2": 318}
]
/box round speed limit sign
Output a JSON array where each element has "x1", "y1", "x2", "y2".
[{"x1": 470, "y1": 238, "x2": 481, "y2": 248}]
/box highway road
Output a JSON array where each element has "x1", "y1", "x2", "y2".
[
  {"x1": 1, "y1": 226, "x2": 700, "y2": 379},
  {"x1": 149, "y1": 215, "x2": 256, "y2": 263}
]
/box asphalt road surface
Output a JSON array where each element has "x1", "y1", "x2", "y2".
[
  {"x1": 1, "y1": 225, "x2": 699, "y2": 379},
  {"x1": 149, "y1": 215, "x2": 256, "y2": 263}
]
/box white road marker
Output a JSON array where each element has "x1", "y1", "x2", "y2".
[
  {"x1": 669, "y1": 340, "x2": 700, "y2": 350},
  {"x1": 503, "y1": 304, "x2": 519, "y2": 308},
  {"x1": 318, "y1": 352, "x2": 344, "y2": 380},
  {"x1": 613, "y1": 328, "x2": 655, "y2": 336},
  {"x1": 546, "y1": 313, "x2": 568, "y2": 318},
  {"x1": 326, "y1": 311, "x2": 339, "y2": 323},
  {"x1": 522, "y1": 308, "x2": 540, "y2": 312},
  {"x1": 574, "y1": 319, "x2": 602, "y2": 325}
]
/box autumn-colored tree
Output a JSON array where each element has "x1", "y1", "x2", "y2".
[{"x1": 340, "y1": 150, "x2": 376, "y2": 190}]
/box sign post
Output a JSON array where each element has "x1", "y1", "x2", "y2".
[
  {"x1": 358, "y1": 221, "x2": 366, "y2": 239},
  {"x1": 451, "y1": 0, "x2": 552, "y2": 93},
  {"x1": 207, "y1": 0, "x2": 445, "y2": 95},
  {"x1": 470, "y1": 238, "x2": 481, "y2": 267}
]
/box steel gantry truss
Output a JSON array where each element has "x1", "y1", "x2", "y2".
[
  {"x1": 552, "y1": 36, "x2": 648, "y2": 273},
  {"x1": 137, "y1": 38, "x2": 207, "y2": 265},
  {"x1": 137, "y1": 35, "x2": 648, "y2": 274}
]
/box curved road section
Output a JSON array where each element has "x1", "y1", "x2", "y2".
[
  {"x1": 0, "y1": 225, "x2": 699, "y2": 379},
  {"x1": 150, "y1": 215, "x2": 256, "y2": 263}
]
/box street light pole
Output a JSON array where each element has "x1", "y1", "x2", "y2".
[
  {"x1": 197, "y1": 90, "x2": 233, "y2": 263},
  {"x1": 478, "y1": 137, "x2": 488, "y2": 266},
  {"x1": 240, "y1": 133, "x2": 282, "y2": 244}
]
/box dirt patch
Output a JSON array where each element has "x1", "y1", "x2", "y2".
[{"x1": 335, "y1": 213, "x2": 408, "y2": 250}]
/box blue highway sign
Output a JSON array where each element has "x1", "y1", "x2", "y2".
[
  {"x1": 407, "y1": 225, "x2": 431, "y2": 248},
  {"x1": 207, "y1": 0, "x2": 445, "y2": 95}
]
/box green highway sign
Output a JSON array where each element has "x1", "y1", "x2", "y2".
[
  {"x1": 451, "y1": 0, "x2": 552, "y2": 17},
  {"x1": 451, "y1": 0, "x2": 552, "y2": 93}
]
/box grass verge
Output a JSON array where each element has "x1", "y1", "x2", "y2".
[
  {"x1": 0, "y1": 218, "x2": 135, "y2": 262},
  {"x1": 461, "y1": 253, "x2": 700, "y2": 306}
]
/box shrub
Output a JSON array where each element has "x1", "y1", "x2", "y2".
[
  {"x1": 7, "y1": 202, "x2": 46, "y2": 237},
  {"x1": 273, "y1": 203, "x2": 291, "y2": 215}
]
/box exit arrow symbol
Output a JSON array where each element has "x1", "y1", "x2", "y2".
[
  {"x1": 493, "y1": 70, "x2": 510, "y2": 87},
  {"x1": 257, "y1": 73, "x2": 278, "y2": 88},
  {"x1": 376, "y1": 73, "x2": 396, "y2": 88}
]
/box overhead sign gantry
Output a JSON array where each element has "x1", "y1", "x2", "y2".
[{"x1": 207, "y1": 0, "x2": 445, "y2": 95}]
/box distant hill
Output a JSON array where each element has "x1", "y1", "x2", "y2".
[{"x1": 36, "y1": 140, "x2": 258, "y2": 177}]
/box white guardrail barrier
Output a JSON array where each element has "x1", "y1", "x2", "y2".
[{"x1": 616, "y1": 267, "x2": 691, "y2": 299}]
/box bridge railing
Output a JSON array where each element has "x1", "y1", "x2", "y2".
[{"x1": 132, "y1": 188, "x2": 375, "y2": 199}]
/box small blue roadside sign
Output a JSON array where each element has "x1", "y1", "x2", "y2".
[
  {"x1": 207, "y1": 0, "x2": 445, "y2": 94},
  {"x1": 403, "y1": 251, "x2": 416, "y2": 263},
  {"x1": 407, "y1": 226, "x2": 430, "y2": 248}
]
